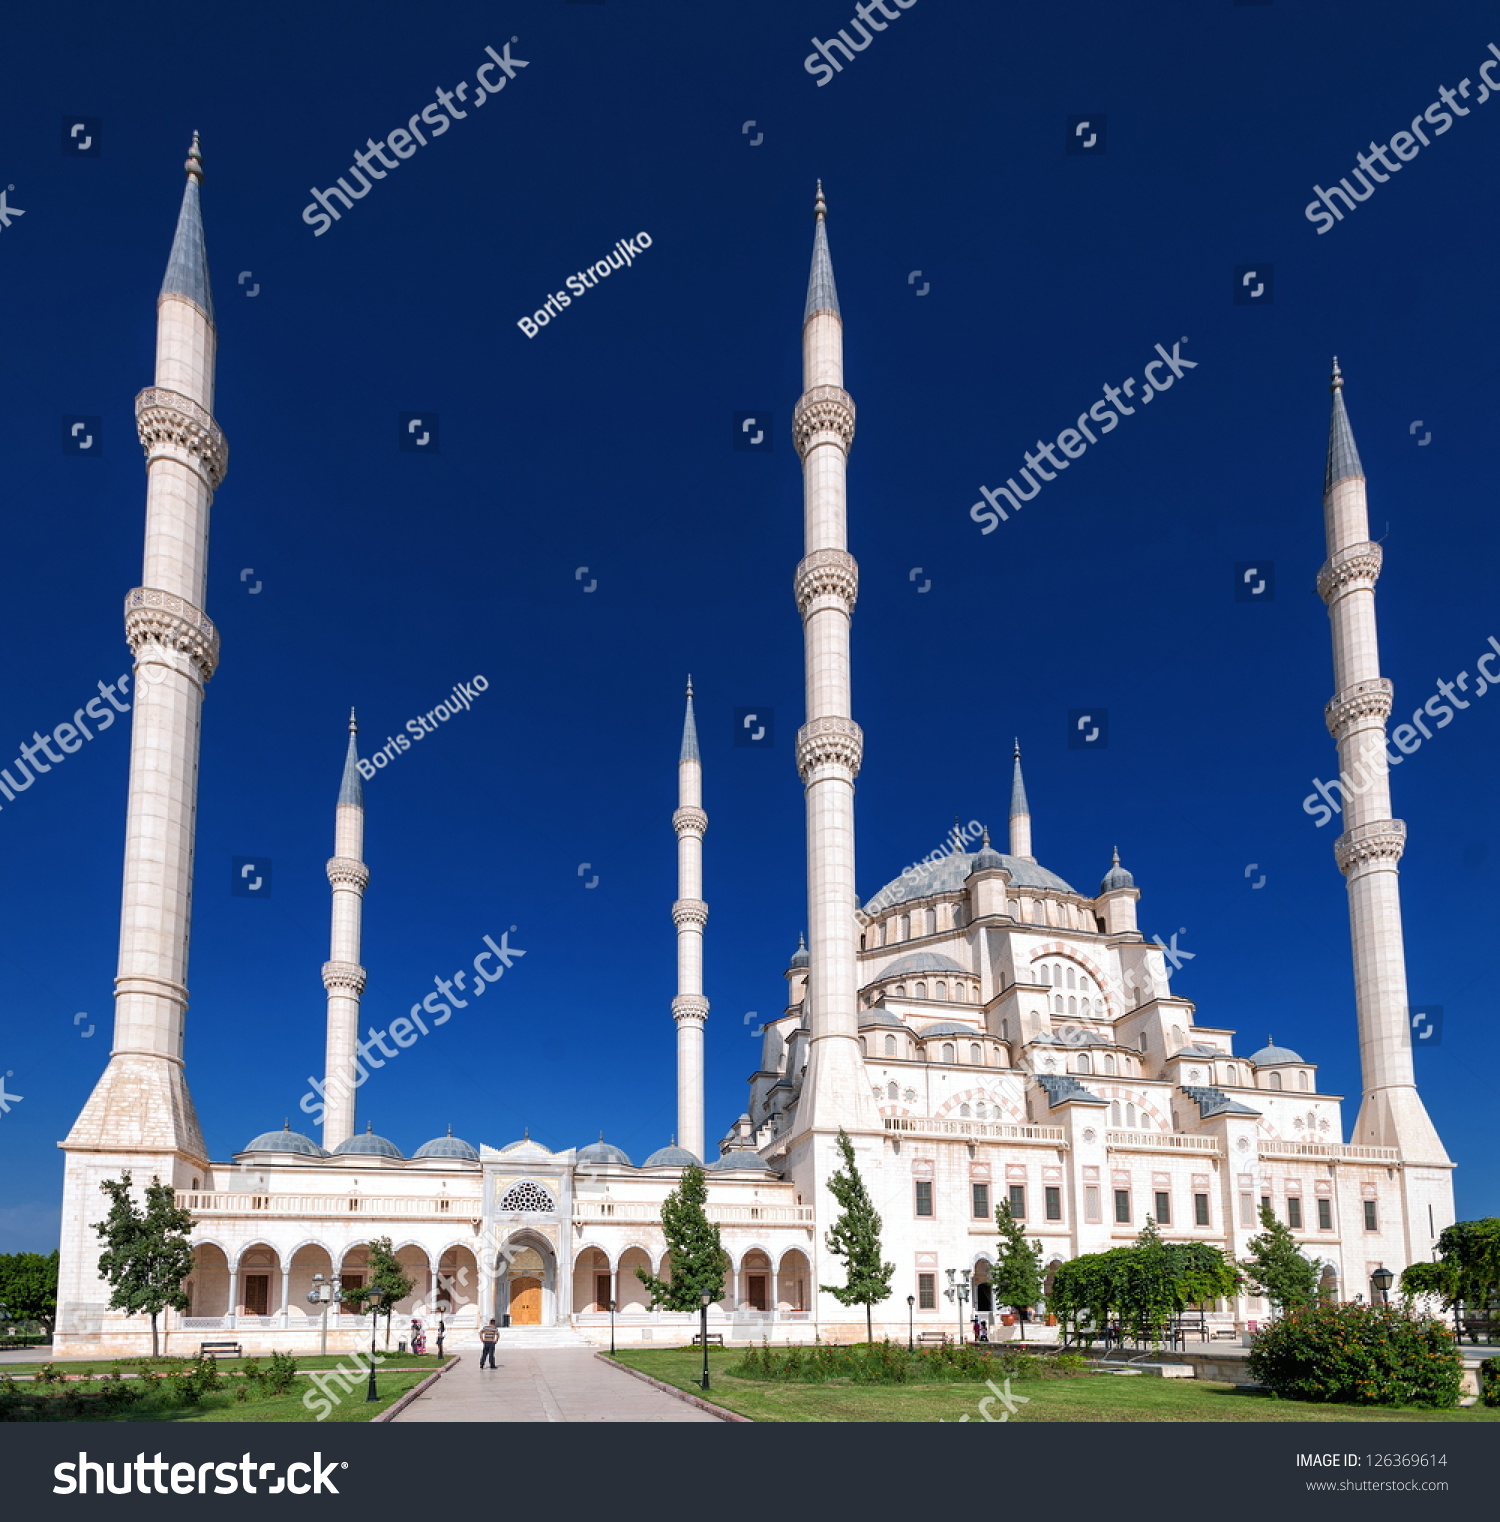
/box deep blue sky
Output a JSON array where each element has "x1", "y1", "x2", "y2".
[{"x1": 2, "y1": 1, "x2": 1497, "y2": 1252}]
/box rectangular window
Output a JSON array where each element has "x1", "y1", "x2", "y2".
[
  {"x1": 1239, "y1": 1193, "x2": 1254, "y2": 1228},
  {"x1": 595, "y1": 1274, "x2": 612, "y2": 1310},
  {"x1": 1114, "y1": 1189, "x2": 1131, "y2": 1224},
  {"x1": 1260, "y1": 1195, "x2": 1272, "y2": 1219},
  {"x1": 1045, "y1": 1186, "x2": 1062, "y2": 1222},
  {"x1": 1286, "y1": 1197, "x2": 1302, "y2": 1230},
  {"x1": 971, "y1": 1183, "x2": 989, "y2": 1220},
  {"x1": 918, "y1": 1272, "x2": 936, "y2": 1310},
  {"x1": 1084, "y1": 1185, "x2": 1101, "y2": 1223},
  {"x1": 1363, "y1": 1199, "x2": 1378, "y2": 1232},
  {"x1": 340, "y1": 1273, "x2": 364, "y2": 1295},
  {"x1": 1193, "y1": 1193, "x2": 1210, "y2": 1227},
  {"x1": 1154, "y1": 1191, "x2": 1171, "y2": 1225},
  {"x1": 915, "y1": 1180, "x2": 934, "y2": 1218},
  {"x1": 1317, "y1": 1198, "x2": 1333, "y2": 1231},
  {"x1": 1008, "y1": 1184, "x2": 1026, "y2": 1219}
]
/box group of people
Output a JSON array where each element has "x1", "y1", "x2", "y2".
[{"x1": 408, "y1": 1318, "x2": 446, "y2": 1357}]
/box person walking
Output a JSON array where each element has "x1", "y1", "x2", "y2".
[
  {"x1": 410, "y1": 1318, "x2": 426, "y2": 1356},
  {"x1": 479, "y1": 1319, "x2": 500, "y2": 1369},
  {"x1": 435, "y1": 1318, "x2": 446, "y2": 1358}
]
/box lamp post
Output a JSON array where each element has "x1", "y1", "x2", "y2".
[
  {"x1": 699, "y1": 1289, "x2": 713, "y2": 1391},
  {"x1": 906, "y1": 1294, "x2": 915, "y2": 1352},
  {"x1": 306, "y1": 1274, "x2": 341, "y2": 1358},
  {"x1": 944, "y1": 1268, "x2": 971, "y2": 1345},
  {"x1": 1371, "y1": 1266, "x2": 1393, "y2": 1306},
  {"x1": 608, "y1": 1299, "x2": 616, "y2": 1358},
  {"x1": 364, "y1": 1288, "x2": 386, "y2": 1402}
]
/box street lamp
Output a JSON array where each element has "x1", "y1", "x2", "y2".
[
  {"x1": 699, "y1": 1289, "x2": 713, "y2": 1391},
  {"x1": 906, "y1": 1294, "x2": 915, "y2": 1352},
  {"x1": 306, "y1": 1274, "x2": 341, "y2": 1358},
  {"x1": 364, "y1": 1288, "x2": 386, "y2": 1402},
  {"x1": 608, "y1": 1299, "x2": 616, "y2": 1358},
  {"x1": 944, "y1": 1268, "x2": 972, "y2": 1345},
  {"x1": 1371, "y1": 1266, "x2": 1393, "y2": 1306}
]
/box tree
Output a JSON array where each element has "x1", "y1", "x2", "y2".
[
  {"x1": 341, "y1": 1237, "x2": 416, "y2": 1348},
  {"x1": 0, "y1": 1250, "x2": 59, "y2": 1336},
  {"x1": 819, "y1": 1129, "x2": 895, "y2": 1342},
  {"x1": 1242, "y1": 1201, "x2": 1319, "y2": 1314},
  {"x1": 92, "y1": 1174, "x2": 196, "y2": 1357},
  {"x1": 991, "y1": 1201, "x2": 1043, "y2": 1340},
  {"x1": 1403, "y1": 1219, "x2": 1500, "y2": 1340},
  {"x1": 636, "y1": 1166, "x2": 729, "y2": 1312}
]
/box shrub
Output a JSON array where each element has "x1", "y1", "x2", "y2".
[
  {"x1": 266, "y1": 1351, "x2": 300, "y2": 1395},
  {"x1": 1480, "y1": 1356, "x2": 1500, "y2": 1408},
  {"x1": 726, "y1": 1338, "x2": 1084, "y2": 1385},
  {"x1": 1248, "y1": 1303, "x2": 1462, "y2": 1408}
]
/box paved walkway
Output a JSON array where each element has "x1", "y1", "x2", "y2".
[{"x1": 392, "y1": 1348, "x2": 722, "y2": 1423}]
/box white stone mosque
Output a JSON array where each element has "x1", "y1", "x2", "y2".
[{"x1": 52, "y1": 145, "x2": 1456, "y2": 1354}]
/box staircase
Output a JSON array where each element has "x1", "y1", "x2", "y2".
[{"x1": 483, "y1": 1324, "x2": 598, "y2": 1350}]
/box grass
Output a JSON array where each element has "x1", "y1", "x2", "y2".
[
  {"x1": 611, "y1": 1348, "x2": 1500, "y2": 1424},
  {"x1": 3, "y1": 1354, "x2": 443, "y2": 1378}
]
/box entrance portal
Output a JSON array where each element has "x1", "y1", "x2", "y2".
[{"x1": 510, "y1": 1276, "x2": 543, "y2": 1325}]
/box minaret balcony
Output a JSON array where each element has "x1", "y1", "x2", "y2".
[
  {"x1": 1316, "y1": 540, "x2": 1382, "y2": 603},
  {"x1": 1324, "y1": 678, "x2": 1393, "y2": 739},
  {"x1": 792, "y1": 384, "x2": 856, "y2": 458},
  {"x1": 1333, "y1": 818, "x2": 1406, "y2": 874},
  {"x1": 136, "y1": 386, "x2": 229, "y2": 489}
]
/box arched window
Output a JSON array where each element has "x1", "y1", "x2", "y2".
[
  {"x1": 1068, "y1": 997, "x2": 1077, "y2": 1015},
  {"x1": 1001, "y1": 1019, "x2": 1010, "y2": 1040},
  {"x1": 959, "y1": 1104, "x2": 971, "y2": 1118},
  {"x1": 498, "y1": 1180, "x2": 556, "y2": 1213},
  {"x1": 1053, "y1": 995, "x2": 1064, "y2": 1014},
  {"x1": 1126, "y1": 1102, "x2": 1136, "y2": 1128},
  {"x1": 1066, "y1": 967, "x2": 1076, "y2": 989},
  {"x1": 936, "y1": 981, "x2": 947, "y2": 1001},
  {"x1": 895, "y1": 985, "x2": 906, "y2": 997},
  {"x1": 1077, "y1": 1054, "x2": 1092, "y2": 1074},
  {"x1": 1270, "y1": 1072, "x2": 1283, "y2": 1090},
  {"x1": 1298, "y1": 1072, "x2": 1309, "y2": 1091},
  {"x1": 925, "y1": 908, "x2": 937, "y2": 936},
  {"x1": 1053, "y1": 965, "x2": 1064, "y2": 986},
  {"x1": 1226, "y1": 1065, "x2": 1237, "y2": 1084},
  {"x1": 1081, "y1": 997, "x2": 1091, "y2": 1017},
  {"x1": 887, "y1": 1081, "x2": 899, "y2": 1100},
  {"x1": 1171, "y1": 1026, "x2": 1183, "y2": 1049},
  {"x1": 900, "y1": 914, "x2": 911, "y2": 940},
  {"x1": 1139, "y1": 1033, "x2": 1148, "y2": 1051},
  {"x1": 1110, "y1": 1101, "x2": 1121, "y2": 1127},
  {"x1": 915, "y1": 982, "x2": 927, "y2": 1000},
  {"x1": 941, "y1": 1042, "x2": 955, "y2": 1063},
  {"x1": 975, "y1": 1101, "x2": 987, "y2": 1118},
  {"x1": 953, "y1": 903, "x2": 964, "y2": 928},
  {"x1": 884, "y1": 1034, "x2": 896, "y2": 1056},
  {"x1": 970, "y1": 1043, "x2": 981, "y2": 1064},
  {"x1": 1104, "y1": 1054, "x2": 1116, "y2": 1075}
]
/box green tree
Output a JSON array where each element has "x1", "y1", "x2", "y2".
[
  {"x1": 636, "y1": 1166, "x2": 729, "y2": 1312},
  {"x1": 1242, "y1": 1201, "x2": 1319, "y2": 1314},
  {"x1": 1435, "y1": 1218, "x2": 1500, "y2": 1326},
  {"x1": 342, "y1": 1237, "x2": 415, "y2": 1348},
  {"x1": 819, "y1": 1129, "x2": 895, "y2": 1342},
  {"x1": 92, "y1": 1174, "x2": 196, "y2": 1357},
  {"x1": 991, "y1": 1201, "x2": 1043, "y2": 1340},
  {"x1": 0, "y1": 1250, "x2": 59, "y2": 1336}
]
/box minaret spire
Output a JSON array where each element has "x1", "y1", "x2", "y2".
[
  {"x1": 320, "y1": 712, "x2": 370, "y2": 1149},
  {"x1": 63, "y1": 136, "x2": 228, "y2": 1166},
  {"x1": 791, "y1": 184, "x2": 874, "y2": 1134},
  {"x1": 1316, "y1": 361, "x2": 1449, "y2": 1174},
  {"x1": 1008, "y1": 739, "x2": 1034, "y2": 861},
  {"x1": 671, "y1": 677, "x2": 709, "y2": 1160}
]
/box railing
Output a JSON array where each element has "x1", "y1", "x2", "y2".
[
  {"x1": 572, "y1": 1203, "x2": 815, "y2": 1225},
  {"x1": 179, "y1": 1193, "x2": 483, "y2": 1217},
  {"x1": 1106, "y1": 1131, "x2": 1221, "y2": 1154},
  {"x1": 883, "y1": 1118, "x2": 1067, "y2": 1143},
  {"x1": 1257, "y1": 1140, "x2": 1401, "y2": 1163}
]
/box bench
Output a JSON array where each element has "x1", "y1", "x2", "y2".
[
  {"x1": 690, "y1": 1332, "x2": 724, "y2": 1346},
  {"x1": 198, "y1": 1341, "x2": 242, "y2": 1359},
  {"x1": 1461, "y1": 1319, "x2": 1498, "y2": 1345},
  {"x1": 1209, "y1": 1328, "x2": 1239, "y2": 1341},
  {"x1": 917, "y1": 1331, "x2": 950, "y2": 1346}
]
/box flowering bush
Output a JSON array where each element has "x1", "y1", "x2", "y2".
[{"x1": 1247, "y1": 1303, "x2": 1462, "y2": 1408}]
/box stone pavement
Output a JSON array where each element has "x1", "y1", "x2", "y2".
[{"x1": 391, "y1": 1347, "x2": 723, "y2": 1423}]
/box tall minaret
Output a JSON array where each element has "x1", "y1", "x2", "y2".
[
  {"x1": 1317, "y1": 361, "x2": 1447, "y2": 1164},
  {"x1": 321, "y1": 712, "x2": 370, "y2": 1150},
  {"x1": 792, "y1": 185, "x2": 875, "y2": 1133},
  {"x1": 671, "y1": 679, "x2": 709, "y2": 1159},
  {"x1": 64, "y1": 135, "x2": 226, "y2": 1163},
  {"x1": 1008, "y1": 740, "x2": 1034, "y2": 861}
]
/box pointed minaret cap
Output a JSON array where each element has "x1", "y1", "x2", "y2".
[
  {"x1": 679, "y1": 675, "x2": 701, "y2": 763},
  {"x1": 161, "y1": 132, "x2": 215, "y2": 322},
  {"x1": 1324, "y1": 356, "x2": 1364, "y2": 495},
  {"x1": 1008, "y1": 739, "x2": 1031, "y2": 821},
  {"x1": 803, "y1": 181, "x2": 841, "y2": 324},
  {"x1": 338, "y1": 710, "x2": 364, "y2": 808}
]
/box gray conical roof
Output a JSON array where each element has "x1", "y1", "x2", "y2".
[
  {"x1": 1009, "y1": 740, "x2": 1030, "y2": 819},
  {"x1": 338, "y1": 711, "x2": 363, "y2": 808},
  {"x1": 1324, "y1": 359, "x2": 1364, "y2": 495},
  {"x1": 680, "y1": 677, "x2": 700, "y2": 763},
  {"x1": 803, "y1": 182, "x2": 840, "y2": 323},
  {"x1": 160, "y1": 135, "x2": 214, "y2": 322}
]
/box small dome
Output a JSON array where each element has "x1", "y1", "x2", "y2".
[
  {"x1": 858, "y1": 1007, "x2": 905, "y2": 1029},
  {"x1": 241, "y1": 1122, "x2": 328, "y2": 1158},
  {"x1": 866, "y1": 851, "x2": 1076, "y2": 911},
  {"x1": 709, "y1": 1149, "x2": 776, "y2": 1173},
  {"x1": 1100, "y1": 847, "x2": 1135, "y2": 893},
  {"x1": 577, "y1": 1138, "x2": 634, "y2": 1167},
  {"x1": 788, "y1": 933, "x2": 809, "y2": 971},
  {"x1": 917, "y1": 1021, "x2": 984, "y2": 1039},
  {"x1": 968, "y1": 832, "x2": 1006, "y2": 874},
  {"x1": 641, "y1": 1142, "x2": 703, "y2": 1169},
  {"x1": 1250, "y1": 1036, "x2": 1305, "y2": 1067},
  {"x1": 331, "y1": 1124, "x2": 404, "y2": 1160},
  {"x1": 874, "y1": 951, "x2": 967, "y2": 981},
  {"x1": 413, "y1": 1128, "x2": 479, "y2": 1161}
]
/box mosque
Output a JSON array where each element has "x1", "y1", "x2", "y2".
[{"x1": 52, "y1": 144, "x2": 1456, "y2": 1354}]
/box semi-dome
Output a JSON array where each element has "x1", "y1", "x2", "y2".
[
  {"x1": 577, "y1": 1138, "x2": 634, "y2": 1167},
  {"x1": 917, "y1": 1021, "x2": 983, "y2": 1039},
  {"x1": 1100, "y1": 848, "x2": 1135, "y2": 893},
  {"x1": 873, "y1": 951, "x2": 967, "y2": 980},
  {"x1": 642, "y1": 1142, "x2": 702, "y2": 1168},
  {"x1": 331, "y1": 1124, "x2": 404, "y2": 1160},
  {"x1": 865, "y1": 851, "x2": 1076, "y2": 912},
  {"x1": 240, "y1": 1122, "x2": 328, "y2": 1158},
  {"x1": 1249, "y1": 1037, "x2": 1305, "y2": 1067},
  {"x1": 709, "y1": 1149, "x2": 776, "y2": 1173},
  {"x1": 412, "y1": 1128, "x2": 479, "y2": 1161},
  {"x1": 858, "y1": 1007, "x2": 906, "y2": 1028}
]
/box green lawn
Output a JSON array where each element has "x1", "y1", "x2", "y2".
[
  {"x1": 4, "y1": 1354, "x2": 443, "y2": 1378},
  {"x1": 611, "y1": 1349, "x2": 1500, "y2": 1424}
]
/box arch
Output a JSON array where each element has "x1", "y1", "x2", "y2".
[
  {"x1": 1104, "y1": 1054, "x2": 1116, "y2": 1075},
  {"x1": 915, "y1": 982, "x2": 927, "y2": 999},
  {"x1": 433, "y1": 1245, "x2": 479, "y2": 1316},
  {"x1": 1066, "y1": 967, "x2": 1076, "y2": 989},
  {"x1": 1110, "y1": 1100, "x2": 1122, "y2": 1127},
  {"x1": 1068, "y1": 996, "x2": 1077, "y2": 1015},
  {"x1": 885, "y1": 1034, "x2": 897, "y2": 1056},
  {"x1": 936, "y1": 980, "x2": 947, "y2": 1001},
  {"x1": 232, "y1": 1242, "x2": 284, "y2": 1318},
  {"x1": 776, "y1": 1248, "x2": 811, "y2": 1313},
  {"x1": 573, "y1": 1245, "x2": 612, "y2": 1312},
  {"x1": 1053, "y1": 994, "x2": 1064, "y2": 1014},
  {"x1": 925, "y1": 908, "x2": 937, "y2": 936},
  {"x1": 1298, "y1": 1072, "x2": 1309, "y2": 1091},
  {"x1": 187, "y1": 1242, "x2": 229, "y2": 1318},
  {"x1": 941, "y1": 1042, "x2": 955, "y2": 1063},
  {"x1": 888, "y1": 1080, "x2": 899, "y2": 1099},
  {"x1": 1081, "y1": 998, "x2": 1091, "y2": 1017},
  {"x1": 970, "y1": 1043, "x2": 982, "y2": 1064},
  {"x1": 1270, "y1": 1072, "x2": 1283, "y2": 1091},
  {"x1": 616, "y1": 1246, "x2": 654, "y2": 1312},
  {"x1": 497, "y1": 1179, "x2": 556, "y2": 1213},
  {"x1": 959, "y1": 1104, "x2": 971, "y2": 1118},
  {"x1": 739, "y1": 1248, "x2": 774, "y2": 1312},
  {"x1": 285, "y1": 1242, "x2": 335, "y2": 1324},
  {"x1": 900, "y1": 914, "x2": 911, "y2": 940},
  {"x1": 1077, "y1": 1053, "x2": 1091, "y2": 1074},
  {"x1": 496, "y1": 1229, "x2": 558, "y2": 1326}
]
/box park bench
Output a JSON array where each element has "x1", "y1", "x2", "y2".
[
  {"x1": 198, "y1": 1341, "x2": 242, "y2": 1359},
  {"x1": 917, "y1": 1331, "x2": 950, "y2": 1346},
  {"x1": 690, "y1": 1332, "x2": 724, "y2": 1346},
  {"x1": 1460, "y1": 1317, "x2": 1497, "y2": 1344}
]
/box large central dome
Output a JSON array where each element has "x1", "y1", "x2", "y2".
[{"x1": 863, "y1": 851, "x2": 1077, "y2": 914}]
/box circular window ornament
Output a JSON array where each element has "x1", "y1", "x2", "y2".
[{"x1": 1082, "y1": 1127, "x2": 1098, "y2": 1144}]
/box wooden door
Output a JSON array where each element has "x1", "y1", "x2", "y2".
[
  {"x1": 510, "y1": 1276, "x2": 543, "y2": 1325},
  {"x1": 748, "y1": 1274, "x2": 768, "y2": 1311}
]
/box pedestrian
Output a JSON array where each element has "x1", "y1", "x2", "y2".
[
  {"x1": 435, "y1": 1318, "x2": 446, "y2": 1358},
  {"x1": 479, "y1": 1318, "x2": 500, "y2": 1369},
  {"x1": 411, "y1": 1318, "x2": 426, "y2": 1356}
]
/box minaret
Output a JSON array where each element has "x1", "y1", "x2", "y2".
[
  {"x1": 321, "y1": 711, "x2": 370, "y2": 1150},
  {"x1": 792, "y1": 185, "x2": 875, "y2": 1133},
  {"x1": 671, "y1": 678, "x2": 709, "y2": 1159},
  {"x1": 63, "y1": 135, "x2": 226, "y2": 1163},
  {"x1": 1008, "y1": 740, "x2": 1034, "y2": 861},
  {"x1": 1317, "y1": 361, "x2": 1447, "y2": 1164}
]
